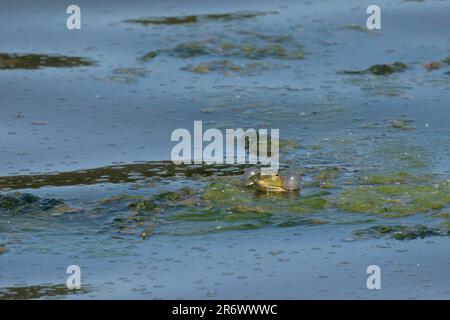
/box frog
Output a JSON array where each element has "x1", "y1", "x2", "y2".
[{"x1": 243, "y1": 167, "x2": 300, "y2": 192}]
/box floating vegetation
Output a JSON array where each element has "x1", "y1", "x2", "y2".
[
  {"x1": 346, "y1": 76, "x2": 410, "y2": 96},
  {"x1": 341, "y1": 24, "x2": 374, "y2": 33},
  {"x1": 183, "y1": 60, "x2": 242, "y2": 74},
  {"x1": 141, "y1": 35, "x2": 304, "y2": 61},
  {"x1": 0, "y1": 193, "x2": 78, "y2": 216},
  {"x1": 106, "y1": 68, "x2": 151, "y2": 83},
  {"x1": 0, "y1": 245, "x2": 7, "y2": 255},
  {"x1": 142, "y1": 51, "x2": 158, "y2": 60},
  {"x1": 3, "y1": 165, "x2": 450, "y2": 239},
  {"x1": 338, "y1": 181, "x2": 450, "y2": 217},
  {"x1": 124, "y1": 11, "x2": 276, "y2": 26},
  {"x1": 341, "y1": 62, "x2": 408, "y2": 76},
  {"x1": 424, "y1": 61, "x2": 443, "y2": 71},
  {"x1": 352, "y1": 224, "x2": 446, "y2": 241},
  {"x1": 311, "y1": 167, "x2": 340, "y2": 189},
  {"x1": 0, "y1": 161, "x2": 245, "y2": 190},
  {"x1": 360, "y1": 172, "x2": 430, "y2": 185},
  {"x1": 237, "y1": 31, "x2": 294, "y2": 43},
  {"x1": 0, "y1": 53, "x2": 94, "y2": 70},
  {"x1": 377, "y1": 141, "x2": 430, "y2": 169},
  {"x1": 106, "y1": 187, "x2": 199, "y2": 239},
  {"x1": 182, "y1": 59, "x2": 284, "y2": 75},
  {"x1": 389, "y1": 118, "x2": 415, "y2": 131},
  {"x1": 0, "y1": 284, "x2": 90, "y2": 300},
  {"x1": 99, "y1": 177, "x2": 331, "y2": 238}
]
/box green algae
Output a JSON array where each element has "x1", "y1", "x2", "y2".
[
  {"x1": 128, "y1": 199, "x2": 158, "y2": 212},
  {"x1": 101, "y1": 175, "x2": 332, "y2": 237},
  {"x1": 279, "y1": 138, "x2": 301, "y2": 150},
  {"x1": 170, "y1": 179, "x2": 330, "y2": 226},
  {"x1": 148, "y1": 187, "x2": 196, "y2": 207},
  {"x1": 183, "y1": 60, "x2": 243, "y2": 74},
  {"x1": 360, "y1": 172, "x2": 430, "y2": 185},
  {"x1": 346, "y1": 76, "x2": 409, "y2": 96},
  {"x1": 364, "y1": 62, "x2": 408, "y2": 75},
  {"x1": 237, "y1": 31, "x2": 294, "y2": 43},
  {"x1": 338, "y1": 181, "x2": 450, "y2": 217},
  {"x1": 124, "y1": 11, "x2": 276, "y2": 26},
  {"x1": 390, "y1": 118, "x2": 415, "y2": 130},
  {"x1": 4, "y1": 169, "x2": 449, "y2": 240},
  {"x1": 171, "y1": 42, "x2": 209, "y2": 58},
  {"x1": 424, "y1": 61, "x2": 443, "y2": 71},
  {"x1": 142, "y1": 51, "x2": 158, "y2": 61},
  {"x1": 97, "y1": 194, "x2": 145, "y2": 206},
  {"x1": 182, "y1": 60, "x2": 283, "y2": 75},
  {"x1": 0, "y1": 245, "x2": 7, "y2": 255},
  {"x1": 296, "y1": 195, "x2": 330, "y2": 210},
  {"x1": 0, "y1": 161, "x2": 245, "y2": 190},
  {"x1": 341, "y1": 62, "x2": 408, "y2": 76},
  {"x1": 352, "y1": 224, "x2": 445, "y2": 240},
  {"x1": 315, "y1": 167, "x2": 340, "y2": 181},
  {"x1": 239, "y1": 44, "x2": 302, "y2": 59},
  {"x1": 125, "y1": 15, "x2": 198, "y2": 25},
  {"x1": 142, "y1": 35, "x2": 305, "y2": 61},
  {"x1": 0, "y1": 284, "x2": 90, "y2": 300},
  {"x1": 106, "y1": 187, "x2": 199, "y2": 236},
  {"x1": 173, "y1": 42, "x2": 303, "y2": 60},
  {"x1": 0, "y1": 53, "x2": 94, "y2": 70},
  {"x1": 341, "y1": 24, "x2": 374, "y2": 33},
  {"x1": 277, "y1": 218, "x2": 328, "y2": 227},
  {"x1": 0, "y1": 192, "x2": 77, "y2": 216},
  {"x1": 377, "y1": 141, "x2": 430, "y2": 169},
  {"x1": 171, "y1": 206, "x2": 272, "y2": 223},
  {"x1": 106, "y1": 68, "x2": 151, "y2": 83},
  {"x1": 309, "y1": 167, "x2": 340, "y2": 189},
  {"x1": 128, "y1": 187, "x2": 195, "y2": 212},
  {"x1": 0, "y1": 193, "x2": 39, "y2": 210}
]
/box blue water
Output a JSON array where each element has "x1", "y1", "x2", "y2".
[{"x1": 0, "y1": 0, "x2": 450, "y2": 299}]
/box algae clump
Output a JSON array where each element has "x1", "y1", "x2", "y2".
[
  {"x1": 424, "y1": 61, "x2": 443, "y2": 71},
  {"x1": 353, "y1": 224, "x2": 444, "y2": 240},
  {"x1": 124, "y1": 11, "x2": 276, "y2": 26},
  {"x1": 0, "y1": 192, "x2": 78, "y2": 216},
  {"x1": 341, "y1": 62, "x2": 408, "y2": 76},
  {"x1": 338, "y1": 181, "x2": 450, "y2": 217},
  {"x1": 0, "y1": 53, "x2": 94, "y2": 70}
]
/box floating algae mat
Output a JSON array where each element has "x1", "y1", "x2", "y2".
[
  {"x1": 341, "y1": 62, "x2": 408, "y2": 76},
  {"x1": 0, "y1": 192, "x2": 79, "y2": 216},
  {"x1": 1, "y1": 164, "x2": 450, "y2": 242},
  {"x1": 141, "y1": 33, "x2": 305, "y2": 61},
  {"x1": 124, "y1": 11, "x2": 276, "y2": 25},
  {"x1": 0, "y1": 284, "x2": 90, "y2": 300},
  {"x1": 338, "y1": 181, "x2": 450, "y2": 217},
  {"x1": 96, "y1": 176, "x2": 332, "y2": 238},
  {"x1": 104, "y1": 67, "x2": 151, "y2": 83},
  {"x1": 181, "y1": 60, "x2": 285, "y2": 75},
  {"x1": 0, "y1": 161, "x2": 245, "y2": 190},
  {"x1": 352, "y1": 224, "x2": 449, "y2": 241},
  {"x1": 0, "y1": 53, "x2": 94, "y2": 70}
]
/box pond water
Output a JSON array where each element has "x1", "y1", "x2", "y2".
[{"x1": 0, "y1": 0, "x2": 449, "y2": 299}]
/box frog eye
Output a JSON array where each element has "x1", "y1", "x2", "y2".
[
  {"x1": 243, "y1": 167, "x2": 261, "y2": 186},
  {"x1": 283, "y1": 172, "x2": 301, "y2": 191}
]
